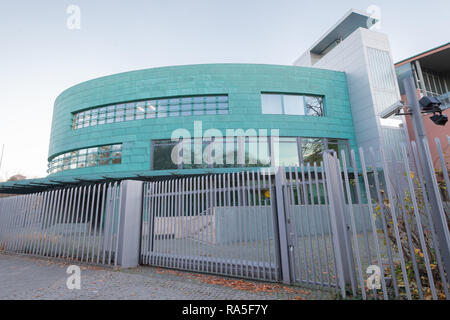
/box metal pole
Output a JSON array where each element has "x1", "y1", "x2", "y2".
[
  {"x1": 0, "y1": 144, "x2": 4, "y2": 176},
  {"x1": 404, "y1": 76, "x2": 450, "y2": 279},
  {"x1": 273, "y1": 167, "x2": 292, "y2": 284},
  {"x1": 324, "y1": 152, "x2": 357, "y2": 295}
]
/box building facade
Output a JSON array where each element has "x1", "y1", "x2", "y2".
[
  {"x1": 0, "y1": 9, "x2": 407, "y2": 193},
  {"x1": 395, "y1": 43, "x2": 450, "y2": 169},
  {"x1": 47, "y1": 64, "x2": 355, "y2": 180},
  {"x1": 294, "y1": 10, "x2": 409, "y2": 163}
]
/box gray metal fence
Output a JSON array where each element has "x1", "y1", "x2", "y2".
[
  {"x1": 314, "y1": 136, "x2": 450, "y2": 300},
  {"x1": 0, "y1": 182, "x2": 122, "y2": 266},
  {"x1": 140, "y1": 171, "x2": 280, "y2": 281},
  {"x1": 0, "y1": 136, "x2": 448, "y2": 300}
]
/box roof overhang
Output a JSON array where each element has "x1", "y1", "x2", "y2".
[
  {"x1": 395, "y1": 43, "x2": 450, "y2": 73},
  {"x1": 309, "y1": 9, "x2": 377, "y2": 55}
]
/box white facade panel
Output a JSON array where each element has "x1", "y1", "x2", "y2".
[{"x1": 294, "y1": 26, "x2": 409, "y2": 165}]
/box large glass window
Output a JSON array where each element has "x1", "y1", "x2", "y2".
[
  {"x1": 273, "y1": 137, "x2": 300, "y2": 167},
  {"x1": 283, "y1": 95, "x2": 305, "y2": 115},
  {"x1": 261, "y1": 93, "x2": 324, "y2": 116},
  {"x1": 72, "y1": 95, "x2": 229, "y2": 130},
  {"x1": 152, "y1": 140, "x2": 179, "y2": 170},
  {"x1": 261, "y1": 94, "x2": 282, "y2": 114},
  {"x1": 151, "y1": 137, "x2": 349, "y2": 170},
  {"x1": 48, "y1": 144, "x2": 122, "y2": 174},
  {"x1": 301, "y1": 138, "x2": 323, "y2": 165},
  {"x1": 304, "y1": 96, "x2": 324, "y2": 117}
]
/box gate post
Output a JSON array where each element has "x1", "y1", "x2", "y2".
[
  {"x1": 323, "y1": 153, "x2": 357, "y2": 296},
  {"x1": 273, "y1": 167, "x2": 292, "y2": 284},
  {"x1": 117, "y1": 180, "x2": 144, "y2": 268}
]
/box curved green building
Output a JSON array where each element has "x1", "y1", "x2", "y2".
[{"x1": 47, "y1": 64, "x2": 356, "y2": 180}]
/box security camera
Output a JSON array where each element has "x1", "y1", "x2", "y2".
[
  {"x1": 379, "y1": 101, "x2": 405, "y2": 119},
  {"x1": 419, "y1": 96, "x2": 441, "y2": 112},
  {"x1": 430, "y1": 113, "x2": 448, "y2": 126}
]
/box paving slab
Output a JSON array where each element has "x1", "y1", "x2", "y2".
[{"x1": 0, "y1": 252, "x2": 335, "y2": 300}]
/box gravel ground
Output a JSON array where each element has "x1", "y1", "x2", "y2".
[{"x1": 0, "y1": 252, "x2": 335, "y2": 300}]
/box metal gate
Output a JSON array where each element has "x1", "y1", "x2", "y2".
[
  {"x1": 140, "y1": 171, "x2": 280, "y2": 281},
  {"x1": 280, "y1": 138, "x2": 450, "y2": 300},
  {"x1": 282, "y1": 164, "x2": 339, "y2": 289},
  {"x1": 139, "y1": 137, "x2": 450, "y2": 300}
]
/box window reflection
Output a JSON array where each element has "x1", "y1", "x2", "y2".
[
  {"x1": 273, "y1": 137, "x2": 299, "y2": 167},
  {"x1": 304, "y1": 96, "x2": 324, "y2": 117},
  {"x1": 48, "y1": 144, "x2": 122, "y2": 174},
  {"x1": 301, "y1": 138, "x2": 323, "y2": 165},
  {"x1": 261, "y1": 94, "x2": 282, "y2": 114},
  {"x1": 150, "y1": 137, "x2": 349, "y2": 171},
  {"x1": 73, "y1": 95, "x2": 229, "y2": 130},
  {"x1": 261, "y1": 93, "x2": 324, "y2": 116}
]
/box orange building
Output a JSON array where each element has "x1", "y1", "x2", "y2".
[{"x1": 395, "y1": 43, "x2": 450, "y2": 170}]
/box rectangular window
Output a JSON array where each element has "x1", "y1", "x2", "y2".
[
  {"x1": 301, "y1": 138, "x2": 324, "y2": 165},
  {"x1": 304, "y1": 96, "x2": 324, "y2": 117},
  {"x1": 125, "y1": 103, "x2": 135, "y2": 121},
  {"x1": 283, "y1": 95, "x2": 305, "y2": 115},
  {"x1": 272, "y1": 137, "x2": 300, "y2": 167},
  {"x1": 261, "y1": 94, "x2": 282, "y2": 114},
  {"x1": 135, "y1": 102, "x2": 145, "y2": 120},
  {"x1": 150, "y1": 137, "x2": 348, "y2": 171},
  {"x1": 152, "y1": 140, "x2": 178, "y2": 170},
  {"x1": 261, "y1": 93, "x2": 324, "y2": 116},
  {"x1": 116, "y1": 105, "x2": 125, "y2": 122}
]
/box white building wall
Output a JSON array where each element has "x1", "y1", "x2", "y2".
[{"x1": 294, "y1": 27, "x2": 409, "y2": 164}]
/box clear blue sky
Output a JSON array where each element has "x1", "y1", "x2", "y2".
[{"x1": 0, "y1": 0, "x2": 449, "y2": 179}]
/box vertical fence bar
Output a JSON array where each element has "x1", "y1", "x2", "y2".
[
  {"x1": 300, "y1": 165, "x2": 311, "y2": 284},
  {"x1": 369, "y1": 147, "x2": 399, "y2": 298},
  {"x1": 46, "y1": 190, "x2": 61, "y2": 257},
  {"x1": 90, "y1": 184, "x2": 102, "y2": 264},
  {"x1": 401, "y1": 145, "x2": 438, "y2": 300},
  {"x1": 358, "y1": 148, "x2": 388, "y2": 300},
  {"x1": 286, "y1": 167, "x2": 299, "y2": 283},
  {"x1": 392, "y1": 154, "x2": 425, "y2": 299},
  {"x1": 59, "y1": 188, "x2": 73, "y2": 258},
  {"x1": 97, "y1": 184, "x2": 107, "y2": 265},
  {"x1": 257, "y1": 171, "x2": 267, "y2": 280},
  {"x1": 421, "y1": 137, "x2": 450, "y2": 282},
  {"x1": 38, "y1": 191, "x2": 53, "y2": 257},
  {"x1": 51, "y1": 188, "x2": 66, "y2": 257},
  {"x1": 292, "y1": 167, "x2": 305, "y2": 284},
  {"x1": 307, "y1": 163, "x2": 320, "y2": 286},
  {"x1": 57, "y1": 188, "x2": 70, "y2": 259},
  {"x1": 435, "y1": 138, "x2": 450, "y2": 200},
  {"x1": 84, "y1": 184, "x2": 97, "y2": 262},
  {"x1": 14, "y1": 194, "x2": 28, "y2": 253},
  {"x1": 313, "y1": 163, "x2": 327, "y2": 287},
  {"x1": 341, "y1": 152, "x2": 366, "y2": 298}
]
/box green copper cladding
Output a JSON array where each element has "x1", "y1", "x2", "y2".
[{"x1": 48, "y1": 63, "x2": 356, "y2": 178}]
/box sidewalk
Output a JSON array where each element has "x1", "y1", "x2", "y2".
[{"x1": 0, "y1": 252, "x2": 335, "y2": 300}]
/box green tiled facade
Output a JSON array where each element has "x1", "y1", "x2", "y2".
[{"x1": 48, "y1": 63, "x2": 356, "y2": 178}]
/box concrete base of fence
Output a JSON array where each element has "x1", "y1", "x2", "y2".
[{"x1": 117, "y1": 180, "x2": 143, "y2": 268}]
